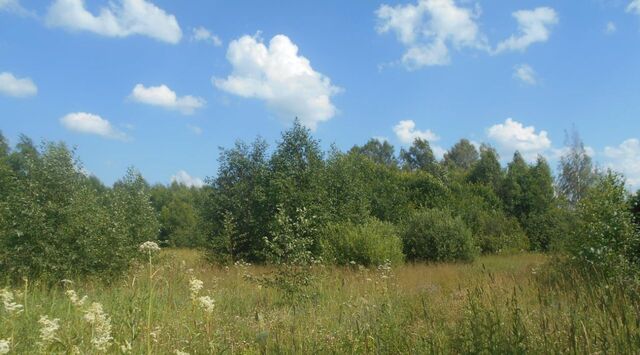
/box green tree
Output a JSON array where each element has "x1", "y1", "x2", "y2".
[
  {"x1": 350, "y1": 138, "x2": 398, "y2": 167},
  {"x1": 400, "y1": 138, "x2": 442, "y2": 177},
  {"x1": 444, "y1": 139, "x2": 479, "y2": 171},
  {"x1": 468, "y1": 144, "x2": 503, "y2": 190},
  {"x1": 557, "y1": 128, "x2": 596, "y2": 207}
]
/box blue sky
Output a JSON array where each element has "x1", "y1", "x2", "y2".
[{"x1": 1, "y1": 0, "x2": 639, "y2": 187}]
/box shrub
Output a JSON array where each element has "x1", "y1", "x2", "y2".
[
  {"x1": 568, "y1": 172, "x2": 640, "y2": 278},
  {"x1": 463, "y1": 208, "x2": 529, "y2": 254},
  {"x1": 321, "y1": 218, "x2": 404, "y2": 266},
  {"x1": 402, "y1": 209, "x2": 477, "y2": 262}
]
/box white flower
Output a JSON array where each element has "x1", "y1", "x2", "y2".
[
  {"x1": 1, "y1": 288, "x2": 24, "y2": 314},
  {"x1": 175, "y1": 350, "x2": 190, "y2": 355},
  {"x1": 139, "y1": 241, "x2": 161, "y2": 254},
  {"x1": 38, "y1": 315, "x2": 60, "y2": 345},
  {"x1": 65, "y1": 290, "x2": 88, "y2": 307},
  {"x1": 120, "y1": 341, "x2": 132, "y2": 354},
  {"x1": 189, "y1": 277, "x2": 204, "y2": 300},
  {"x1": 198, "y1": 296, "x2": 215, "y2": 314},
  {"x1": 0, "y1": 339, "x2": 10, "y2": 354},
  {"x1": 83, "y1": 303, "x2": 113, "y2": 352}
]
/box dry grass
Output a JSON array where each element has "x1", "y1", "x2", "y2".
[{"x1": 2, "y1": 250, "x2": 638, "y2": 354}]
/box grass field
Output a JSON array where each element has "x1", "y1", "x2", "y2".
[{"x1": 1, "y1": 250, "x2": 639, "y2": 354}]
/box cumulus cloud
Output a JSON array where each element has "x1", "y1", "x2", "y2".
[
  {"x1": 0, "y1": 72, "x2": 37, "y2": 98},
  {"x1": 604, "y1": 138, "x2": 640, "y2": 188},
  {"x1": 494, "y1": 7, "x2": 558, "y2": 54},
  {"x1": 628, "y1": 0, "x2": 640, "y2": 16},
  {"x1": 214, "y1": 34, "x2": 342, "y2": 130},
  {"x1": 393, "y1": 120, "x2": 439, "y2": 144},
  {"x1": 376, "y1": 0, "x2": 487, "y2": 68},
  {"x1": 45, "y1": 0, "x2": 182, "y2": 44},
  {"x1": 60, "y1": 112, "x2": 128, "y2": 140},
  {"x1": 487, "y1": 118, "x2": 551, "y2": 161},
  {"x1": 130, "y1": 84, "x2": 205, "y2": 115},
  {"x1": 0, "y1": 0, "x2": 32, "y2": 16},
  {"x1": 513, "y1": 64, "x2": 537, "y2": 85},
  {"x1": 171, "y1": 170, "x2": 204, "y2": 188},
  {"x1": 191, "y1": 27, "x2": 222, "y2": 46}
]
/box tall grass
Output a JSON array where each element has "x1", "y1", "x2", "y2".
[{"x1": 1, "y1": 250, "x2": 638, "y2": 354}]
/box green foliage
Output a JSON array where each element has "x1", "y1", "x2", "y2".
[
  {"x1": 468, "y1": 144, "x2": 503, "y2": 190},
  {"x1": 402, "y1": 209, "x2": 477, "y2": 262},
  {"x1": 350, "y1": 138, "x2": 398, "y2": 167},
  {"x1": 151, "y1": 183, "x2": 205, "y2": 247},
  {"x1": 399, "y1": 138, "x2": 442, "y2": 176},
  {"x1": 264, "y1": 206, "x2": 319, "y2": 265},
  {"x1": 320, "y1": 218, "x2": 404, "y2": 266},
  {"x1": 568, "y1": 172, "x2": 640, "y2": 277},
  {"x1": 0, "y1": 143, "x2": 157, "y2": 282},
  {"x1": 557, "y1": 128, "x2": 596, "y2": 207},
  {"x1": 464, "y1": 208, "x2": 529, "y2": 254},
  {"x1": 444, "y1": 139, "x2": 479, "y2": 171}
]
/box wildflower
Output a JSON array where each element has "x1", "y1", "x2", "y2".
[
  {"x1": 189, "y1": 277, "x2": 204, "y2": 301},
  {"x1": 175, "y1": 350, "x2": 190, "y2": 355},
  {"x1": 0, "y1": 339, "x2": 10, "y2": 354},
  {"x1": 120, "y1": 341, "x2": 132, "y2": 354},
  {"x1": 198, "y1": 295, "x2": 215, "y2": 314},
  {"x1": 38, "y1": 315, "x2": 60, "y2": 346},
  {"x1": 139, "y1": 241, "x2": 161, "y2": 254},
  {"x1": 65, "y1": 290, "x2": 88, "y2": 307},
  {"x1": 150, "y1": 326, "x2": 161, "y2": 343},
  {"x1": 83, "y1": 303, "x2": 113, "y2": 352},
  {"x1": 0, "y1": 288, "x2": 23, "y2": 314}
]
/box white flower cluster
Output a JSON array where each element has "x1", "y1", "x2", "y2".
[
  {"x1": 175, "y1": 350, "x2": 190, "y2": 355},
  {"x1": 0, "y1": 288, "x2": 24, "y2": 314},
  {"x1": 65, "y1": 290, "x2": 88, "y2": 307},
  {"x1": 189, "y1": 277, "x2": 204, "y2": 301},
  {"x1": 139, "y1": 241, "x2": 161, "y2": 254},
  {"x1": 38, "y1": 315, "x2": 60, "y2": 346},
  {"x1": 198, "y1": 296, "x2": 215, "y2": 314},
  {"x1": 83, "y1": 302, "x2": 113, "y2": 352},
  {"x1": 0, "y1": 339, "x2": 10, "y2": 354}
]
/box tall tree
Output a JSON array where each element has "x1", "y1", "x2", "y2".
[
  {"x1": 400, "y1": 138, "x2": 441, "y2": 176},
  {"x1": 557, "y1": 128, "x2": 596, "y2": 207},
  {"x1": 468, "y1": 144, "x2": 503, "y2": 190},
  {"x1": 350, "y1": 138, "x2": 398, "y2": 167},
  {"x1": 443, "y1": 139, "x2": 479, "y2": 170}
]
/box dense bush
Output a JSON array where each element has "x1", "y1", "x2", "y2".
[
  {"x1": 320, "y1": 218, "x2": 404, "y2": 266},
  {"x1": 568, "y1": 172, "x2": 640, "y2": 277},
  {"x1": 402, "y1": 209, "x2": 477, "y2": 262},
  {"x1": 463, "y1": 208, "x2": 529, "y2": 254},
  {"x1": 0, "y1": 139, "x2": 159, "y2": 282}
]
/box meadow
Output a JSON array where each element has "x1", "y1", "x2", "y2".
[{"x1": 2, "y1": 249, "x2": 639, "y2": 354}]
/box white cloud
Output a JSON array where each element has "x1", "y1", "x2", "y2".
[
  {"x1": 628, "y1": 0, "x2": 640, "y2": 16},
  {"x1": 605, "y1": 21, "x2": 617, "y2": 35},
  {"x1": 0, "y1": 72, "x2": 37, "y2": 98},
  {"x1": 130, "y1": 84, "x2": 205, "y2": 115},
  {"x1": 187, "y1": 124, "x2": 202, "y2": 135},
  {"x1": 604, "y1": 139, "x2": 640, "y2": 188},
  {"x1": 393, "y1": 120, "x2": 439, "y2": 144},
  {"x1": 487, "y1": 118, "x2": 551, "y2": 161},
  {"x1": 0, "y1": 0, "x2": 32, "y2": 16},
  {"x1": 513, "y1": 64, "x2": 537, "y2": 85},
  {"x1": 494, "y1": 7, "x2": 558, "y2": 54},
  {"x1": 171, "y1": 170, "x2": 204, "y2": 188},
  {"x1": 376, "y1": 0, "x2": 487, "y2": 68},
  {"x1": 60, "y1": 112, "x2": 128, "y2": 140},
  {"x1": 191, "y1": 27, "x2": 222, "y2": 46},
  {"x1": 45, "y1": 0, "x2": 182, "y2": 44},
  {"x1": 214, "y1": 34, "x2": 342, "y2": 130}
]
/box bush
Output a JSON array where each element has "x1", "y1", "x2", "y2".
[
  {"x1": 463, "y1": 208, "x2": 529, "y2": 254},
  {"x1": 321, "y1": 218, "x2": 404, "y2": 266},
  {"x1": 568, "y1": 172, "x2": 640, "y2": 278},
  {"x1": 402, "y1": 209, "x2": 477, "y2": 262}
]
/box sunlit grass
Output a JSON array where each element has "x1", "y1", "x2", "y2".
[{"x1": 2, "y1": 250, "x2": 638, "y2": 354}]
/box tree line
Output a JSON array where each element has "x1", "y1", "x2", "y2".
[{"x1": 1, "y1": 120, "x2": 639, "y2": 282}]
